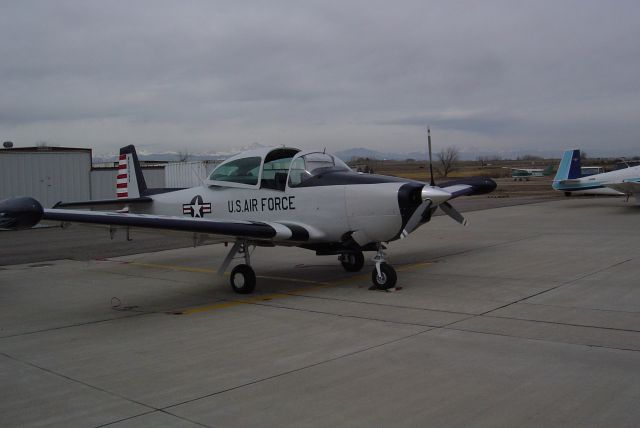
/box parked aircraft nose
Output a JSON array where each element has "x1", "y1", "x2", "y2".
[
  {"x1": 421, "y1": 187, "x2": 452, "y2": 205},
  {"x1": 0, "y1": 197, "x2": 44, "y2": 230}
]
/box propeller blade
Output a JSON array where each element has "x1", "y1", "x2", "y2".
[
  {"x1": 440, "y1": 201, "x2": 468, "y2": 226},
  {"x1": 400, "y1": 200, "x2": 432, "y2": 239}
]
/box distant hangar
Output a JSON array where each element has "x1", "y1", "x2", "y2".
[{"x1": 0, "y1": 146, "x2": 220, "y2": 207}]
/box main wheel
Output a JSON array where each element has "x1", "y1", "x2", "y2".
[
  {"x1": 230, "y1": 264, "x2": 256, "y2": 294},
  {"x1": 340, "y1": 251, "x2": 365, "y2": 272},
  {"x1": 371, "y1": 263, "x2": 397, "y2": 290}
]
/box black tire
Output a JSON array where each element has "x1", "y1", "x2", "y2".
[
  {"x1": 341, "y1": 251, "x2": 365, "y2": 272},
  {"x1": 230, "y1": 264, "x2": 256, "y2": 294},
  {"x1": 564, "y1": 191, "x2": 572, "y2": 197},
  {"x1": 371, "y1": 263, "x2": 397, "y2": 290}
]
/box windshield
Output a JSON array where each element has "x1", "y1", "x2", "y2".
[
  {"x1": 288, "y1": 152, "x2": 350, "y2": 187},
  {"x1": 209, "y1": 156, "x2": 261, "y2": 186}
]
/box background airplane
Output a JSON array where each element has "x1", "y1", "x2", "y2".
[
  {"x1": 505, "y1": 165, "x2": 554, "y2": 181},
  {"x1": 552, "y1": 149, "x2": 640, "y2": 202},
  {"x1": 0, "y1": 141, "x2": 496, "y2": 293}
]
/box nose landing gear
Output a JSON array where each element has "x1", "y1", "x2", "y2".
[{"x1": 370, "y1": 245, "x2": 397, "y2": 290}]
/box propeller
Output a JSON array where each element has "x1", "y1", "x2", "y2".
[
  {"x1": 439, "y1": 201, "x2": 468, "y2": 226},
  {"x1": 400, "y1": 200, "x2": 432, "y2": 238},
  {"x1": 401, "y1": 186, "x2": 451, "y2": 238}
]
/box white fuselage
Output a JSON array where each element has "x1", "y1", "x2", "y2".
[
  {"x1": 136, "y1": 182, "x2": 405, "y2": 245},
  {"x1": 554, "y1": 166, "x2": 640, "y2": 195}
]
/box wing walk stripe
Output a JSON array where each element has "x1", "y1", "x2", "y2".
[{"x1": 277, "y1": 222, "x2": 310, "y2": 241}]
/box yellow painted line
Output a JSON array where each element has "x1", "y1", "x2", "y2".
[
  {"x1": 395, "y1": 261, "x2": 434, "y2": 272},
  {"x1": 255, "y1": 275, "x2": 329, "y2": 286},
  {"x1": 112, "y1": 258, "x2": 433, "y2": 315},
  {"x1": 119, "y1": 261, "x2": 217, "y2": 274},
  {"x1": 117, "y1": 261, "x2": 329, "y2": 286},
  {"x1": 181, "y1": 294, "x2": 291, "y2": 315}
]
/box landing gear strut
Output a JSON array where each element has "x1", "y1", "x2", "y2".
[
  {"x1": 339, "y1": 251, "x2": 365, "y2": 272},
  {"x1": 219, "y1": 241, "x2": 256, "y2": 294},
  {"x1": 370, "y1": 244, "x2": 397, "y2": 290}
]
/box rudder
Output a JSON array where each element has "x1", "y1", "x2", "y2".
[
  {"x1": 554, "y1": 149, "x2": 581, "y2": 182},
  {"x1": 117, "y1": 145, "x2": 148, "y2": 199}
]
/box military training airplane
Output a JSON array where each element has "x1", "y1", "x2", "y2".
[
  {"x1": 0, "y1": 135, "x2": 496, "y2": 293},
  {"x1": 553, "y1": 149, "x2": 640, "y2": 203}
]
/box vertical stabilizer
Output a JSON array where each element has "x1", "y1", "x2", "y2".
[
  {"x1": 117, "y1": 145, "x2": 147, "y2": 199},
  {"x1": 554, "y1": 149, "x2": 581, "y2": 182}
]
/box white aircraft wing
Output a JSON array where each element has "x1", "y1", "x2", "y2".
[
  {"x1": 604, "y1": 179, "x2": 640, "y2": 195},
  {"x1": 41, "y1": 208, "x2": 309, "y2": 243}
]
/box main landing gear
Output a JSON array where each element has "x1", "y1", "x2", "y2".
[
  {"x1": 340, "y1": 246, "x2": 398, "y2": 290},
  {"x1": 220, "y1": 241, "x2": 398, "y2": 294},
  {"x1": 339, "y1": 251, "x2": 365, "y2": 272},
  {"x1": 370, "y1": 245, "x2": 397, "y2": 291},
  {"x1": 219, "y1": 241, "x2": 256, "y2": 294}
]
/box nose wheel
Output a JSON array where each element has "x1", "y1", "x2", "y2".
[
  {"x1": 371, "y1": 263, "x2": 397, "y2": 290},
  {"x1": 370, "y1": 245, "x2": 397, "y2": 290}
]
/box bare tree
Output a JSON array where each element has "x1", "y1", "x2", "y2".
[
  {"x1": 437, "y1": 146, "x2": 460, "y2": 177},
  {"x1": 177, "y1": 150, "x2": 190, "y2": 162}
]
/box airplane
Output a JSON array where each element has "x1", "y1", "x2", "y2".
[
  {"x1": 552, "y1": 149, "x2": 640, "y2": 202},
  {"x1": 504, "y1": 165, "x2": 554, "y2": 181},
  {"x1": 0, "y1": 140, "x2": 496, "y2": 293}
]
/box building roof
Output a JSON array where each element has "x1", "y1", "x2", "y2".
[{"x1": 0, "y1": 146, "x2": 92, "y2": 154}]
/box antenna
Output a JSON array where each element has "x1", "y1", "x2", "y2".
[{"x1": 427, "y1": 127, "x2": 435, "y2": 186}]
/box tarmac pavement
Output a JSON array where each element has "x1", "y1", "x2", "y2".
[{"x1": 0, "y1": 197, "x2": 639, "y2": 427}]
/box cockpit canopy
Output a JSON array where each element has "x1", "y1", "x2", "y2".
[{"x1": 206, "y1": 147, "x2": 350, "y2": 190}]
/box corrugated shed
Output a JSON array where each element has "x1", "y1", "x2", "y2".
[
  {"x1": 165, "y1": 160, "x2": 221, "y2": 187},
  {"x1": 0, "y1": 149, "x2": 91, "y2": 207}
]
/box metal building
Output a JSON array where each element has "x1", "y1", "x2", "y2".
[
  {"x1": 91, "y1": 166, "x2": 165, "y2": 200},
  {"x1": 0, "y1": 146, "x2": 168, "y2": 206},
  {"x1": 164, "y1": 160, "x2": 221, "y2": 188},
  {"x1": 0, "y1": 147, "x2": 92, "y2": 208}
]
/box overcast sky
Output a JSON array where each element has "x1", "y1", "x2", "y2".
[{"x1": 1, "y1": 1, "x2": 639, "y2": 157}]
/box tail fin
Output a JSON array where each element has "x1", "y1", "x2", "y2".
[
  {"x1": 117, "y1": 145, "x2": 147, "y2": 199},
  {"x1": 554, "y1": 149, "x2": 581, "y2": 182}
]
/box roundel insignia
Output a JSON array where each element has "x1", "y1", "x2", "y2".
[{"x1": 182, "y1": 195, "x2": 212, "y2": 218}]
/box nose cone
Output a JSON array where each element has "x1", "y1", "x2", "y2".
[
  {"x1": 0, "y1": 197, "x2": 44, "y2": 230},
  {"x1": 421, "y1": 187, "x2": 452, "y2": 205}
]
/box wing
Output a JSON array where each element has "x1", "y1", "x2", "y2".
[
  {"x1": 41, "y1": 209, "x2": 310, "y2": 243},
  {"x1": 604, "y1": 179, "x2": 640, "y2": 195},
  {"x1": 437, "y1": 177, "x2": 497, "y2": 199}
]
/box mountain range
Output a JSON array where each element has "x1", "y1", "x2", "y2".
[{"x1": 94, "y1": 145, "x2": 566, "y2": 163}]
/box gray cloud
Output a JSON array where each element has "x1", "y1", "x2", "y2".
[{"x1": 1, "y1": 0, "x2": 640, "y2": 156}]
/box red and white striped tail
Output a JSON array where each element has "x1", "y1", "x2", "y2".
[
  {"x1": 116, "y1": 154, "x2": 129, "y2": 199},
  {"x1": 116, "y1": 152, "x2": 141, "y2": 199}
]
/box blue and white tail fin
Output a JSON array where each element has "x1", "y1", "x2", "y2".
[
  {"x1": 117, "y1": 145, "x2": 148, "y2": 199},
  {"x1": 554, "y1": 149, "x2": 581, "y2": 182}
]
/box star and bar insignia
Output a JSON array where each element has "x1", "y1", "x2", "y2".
[{"x1": 183, "y1": 195, "x2": 212, "y2": 218}]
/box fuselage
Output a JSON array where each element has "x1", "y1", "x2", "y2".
[
  {"x1": 137, "y1": 174, "x2": 422, "y2": 246},
  {"x1": 553, "y1": 166, "x2": 640, "y2": 194}
]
